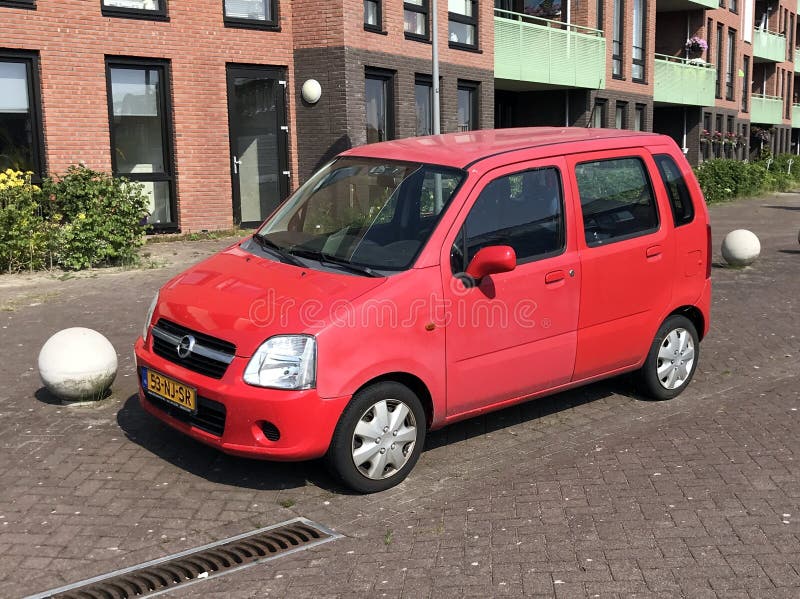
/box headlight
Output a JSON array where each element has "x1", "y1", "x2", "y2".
[
  {"x1": 142, "y1": 292, "x2": 159, "y2": 342},
  {"x1": 243, "y1": 335, "x2": 316, "y2": 390}
]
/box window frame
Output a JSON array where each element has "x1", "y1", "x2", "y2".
[
  {"x1": 574, "y1": 155, "x2": 660, "y2": 248},
  {"x1": 101, "y1": 0, "x2": 169, "y2": 21},
  {"x1": 612, "y1": 0, "x2": 624, "y2": 79},
  {"x1": 0, "y1": 50, "x2": 46, "y2": 183},
  {"x1": 105, "y1": 56, "x2": 178, "y2": 232},
  {"x1": 653, "y1": 154, "x2": 695, "y2": 228},
  {"x1": 457, "y1": 80, "x2": 480, "y2": 132},
  {"x1": 591, "y1": 99, "x2": 607, "y2": 128},
  {"x1": 414, "y1": 74, "x2": 433, "y2": 136},
  {"x1": 741, "y1": 55, "x2": 749, "y2": 112},
  {"x1": 222, "y1": 0, "x2": 279, "y2": 31},
  {"x1": 364, "y1": 67, "x2": 395, "y2": 143},
  {"x1": 631, "y1": 0, "x2": 646, "y2": 83},
  {"x1": 363, "y1": 0, "x2": 383, "y2": 33},
  {"x1": 715, "y1": 24, "x2": 723, "y2": 99},
  {"x1": 615, "y1": 101, "x2": 628, "y2": 129},
  {"x1": 0, "y1": 0, "x2": 35, "y2": 8},
  {"x1": 448, "y1": 0, "x2": 479, "y2": 51},
  {"x1": 404, "y1": 0, "x2": 429, "y2": 41},
  {"x1": 725, "y1": 28, "x2": 735, "y2": 101}
]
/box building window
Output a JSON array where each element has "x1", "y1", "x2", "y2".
[
  {"x1": 415, "y1": 76, "x2": 433, "y2": 136},
  {"x1": 405, "y1": 0, "x2": 429, "y2": 40},
  {"x1": 786, "y1": 71, "x2": 792, "y2": 119},
  {"x1": 448, "y1": 0, "x2": 478, "y2": 49},
  {"x1": 632, "y1": 0, "x2": 645, "y2": 82},
  {"x1": 634, "y1": 104, "x2": 645, "y2": 131},
  {"x1": 107, "y1": 59, "x2": 176, "y2": 228},
  {"x1": 0, "y1": 52, "x2": 44, "y2": 181},
  {"x1": 729, "y1": 0, "x2": 736, "y2": 11},
  {"x1": 702, "y1": 112, "x2": 711, "y2": 160},
  {"x1": 714, "y1": 114, "x2": 723, "y2": 157},
  {"x1": 364, "y1": 0, "x2": 381, "y2": 31},
  {"x1": 615, "y1": 102, "x2": 627, "y2": 129},
  {"x1": 715, "y1": 24, "x2": 723, "y2": 99},
  {"x1": 365, "y1": 69, "x2": 394, "y2": 143},
  {"x1": 726, "y1": 29, "x2": 735, "y2": 101},
  {"x1": 223, "y1": 0, "x2": 278, "y2": 29},
  {"x1": 741, "y1": 55, "x2": 749, "y2": 112},
  {"x1": 101, "y1": 0, "x2": 167, "y2": 19},
  {"x1": 457, "y1": 81, "x2": 479, "y2": 131},
  {"x1": 789, "y1": 15, "x2": 795, "y2": 62},
  {"x1": 612, "y1": 0, "x2": 624, "y2": 78},
  {"x1": 592, "y1": 99, "x2": 607, "y2": 128},
  {"x1": 597, "y1": 0, "x2": 604, "y2": 31},
  {"x1": 0, "y1": 0, "x2": 35, "y2": 8}
]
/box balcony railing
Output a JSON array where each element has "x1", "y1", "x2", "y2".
[
  {"x1": 494, "y1": 9, "x2": 606, "y2": 89},
  {"x1": 653, "y1": 54, "x2": 715, "y2": 106},
  {"x1": 793, "y1": 104, "x2": 800, "y2": 128},
  {"x1": 753, "y1": 28, "x2": 787, "y2": 62},
  {"x1": 751, "y1": 94, "x2": 784, "y2": 125}
]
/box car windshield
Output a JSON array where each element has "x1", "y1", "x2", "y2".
[{"x1": 257, "y1": 157, "x2": 465, "y2": 272}]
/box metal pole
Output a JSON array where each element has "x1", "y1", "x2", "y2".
[{"x1": 432, "y1": 0, "x2": 441, "y2": 135}]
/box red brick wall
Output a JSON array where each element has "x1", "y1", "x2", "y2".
[{"x1": 2, "y1": 0, "x2": 298, "y2": 232}]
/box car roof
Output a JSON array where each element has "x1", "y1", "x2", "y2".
[{"x1": 341, "y1": 127, "x2": 664, "y2": 169}]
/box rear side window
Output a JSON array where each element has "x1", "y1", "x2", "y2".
[
  {"x1": 574, "y1": 157, "x2": 659, "y2": 246},
  {"x1": 654, "y1": 154, "x2": 695, "y2": 227},
  {"x1": 451, "y1": 166, "x2": 565, "y2": 273}
]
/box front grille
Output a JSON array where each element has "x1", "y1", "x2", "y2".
[
  {"x1": 144, "y1": 389, "x2": 227, "y2": 437},
  {"x1": 151, "y1": 319, "x2": 236, "y2": 379}
]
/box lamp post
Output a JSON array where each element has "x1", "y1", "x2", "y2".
[{"x1": 432, "y1": 0, "x2": 440, "y2": 135}]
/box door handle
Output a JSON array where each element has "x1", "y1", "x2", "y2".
[
  {"x1": 232, "y1": 155, "x2": 242, "y2": 174},
  {"x1": 545, "y1": 270, "x2": 566, "y2": 284},
  {"x1": 646, "y1": 245, "x2": 662, "y2": 259}
]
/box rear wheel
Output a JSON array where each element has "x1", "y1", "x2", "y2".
[
  {"x1": 636, "y1": 315, "x2": 699, "y2": 400},
  {"x1": 325, "y1": 382, "x2": 425, "y2": 493}
]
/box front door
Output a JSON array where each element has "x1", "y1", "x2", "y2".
[
  {"x1": 227, "y1": 65, "x2": 288, "y2": 228},
  {"x1": 441, "y1": 159, "x2": 581, "y2": 417}
]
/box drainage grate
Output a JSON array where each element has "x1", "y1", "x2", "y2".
[{"x1": 26, "y1": 518, "x2": 340, "y2": 599}]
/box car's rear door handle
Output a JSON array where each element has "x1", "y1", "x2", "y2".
[
  {"x1": 646, "y1": 245, "x2": 662, "y2": 259},
  {"x1": 545, "y1": 270, "x2": 566, "y2": 285}
]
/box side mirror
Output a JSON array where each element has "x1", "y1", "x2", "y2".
[{"x1": 465, "y1": 245, "x2": 516, "y2": 281}]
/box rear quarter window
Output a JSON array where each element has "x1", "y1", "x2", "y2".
[{"x1": 653, "y1": 154, "x2": 695, "y2": 227}]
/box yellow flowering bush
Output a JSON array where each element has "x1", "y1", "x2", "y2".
[{"x1": 0, "y1": 169, "x2": 51, "y2": 272}]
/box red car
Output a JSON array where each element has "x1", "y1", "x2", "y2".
[{"x1": 135, "y1": 128, "x2": 711, "y2": 493}]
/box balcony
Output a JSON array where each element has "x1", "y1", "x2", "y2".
[
  {"x1": 655, "y1": 0, "x2": 716, "y2": 11},
  {"x1": 653, "y1": 54, "x2": 715, "y2": 106},
  {"x1": 494, "y1": 9, "x2": 606, "y2": 90},
  {"x1": 751, "y1": 94, "x2": 783, "y2": 125},
  {"x1": 793, "y1": 104, "x2": 800, "y2": 128},
  {"x1": 753, "y1": 28, "x2": 786, "y2": 63}
]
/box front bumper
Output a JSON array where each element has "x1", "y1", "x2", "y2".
[{"x1": 134, "y1": 337, "x2": 351, "y2": 461}]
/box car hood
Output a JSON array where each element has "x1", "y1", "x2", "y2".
[{"x1": 154, "y1": 242, "x2": 387, "y2": 357}]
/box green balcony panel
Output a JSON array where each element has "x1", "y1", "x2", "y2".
[
  {"x1": 751, "y1": 94, "x2": 784, "y2": 125},
  {"x1": 793, "y1": 104, "x2": 800, "y2": 128},
  {"x1": 494, "y1": 10, "x2": 606, "y2": 90},
  {"x1": 753, "y1": 29, "x2": 786, "y2": 62},
  {"x1": 653, "y1": 55, "x2": 715, "y2": 106}
]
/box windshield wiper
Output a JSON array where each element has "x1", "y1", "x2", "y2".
[
  {"x1": 251, "y1": 233, "x2": 306, "y2": 268},
  {"x1": 288, "y1": 248, "x2": 383, "y2": 278}
]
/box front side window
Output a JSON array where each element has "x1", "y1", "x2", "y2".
[
  {"x1": 258, "y1": 158, "x2": 464, "y2": 272},
  {"x1": 575, "y1": 157, "x2": 659, "y2": 246},
  {"x1": 404, "y1": 0, "x2": 429, "y2": 39},
  {"x1": 654, "y1": 154, "x2": 694, "y2": 227},
  {"x1": 451, "y1": 167, "x2": 565, "y2": 273},
  {"x1": 102, "y1": 0, "x2": 167, "y2": 19},
  {"x1": 631, "y1": 0, "x2": 645, "y2": 82},
  {"x1": 457, "y1": 82, "x2": 479, "y2": 131},
  {"x1": 448, "y1": 0, "x2": 478, "y2": 49},
  {"x1": 224, "y1": 0, "x2": 277, "y2": 28},
  {"x1": 0, "y1": 53, "x2": 44, "y2": 181},
  {"x1": 365, "y1": 69, "x2": 394, "y2": 143},
  {"x1": 364, "y1": 0, "x2": 381, "y2": 30},
  {"x1": 415, "y1": 77, "x2": 433, "y2": 136},
  {"x1": 107, "y1": 60, "x2": 175, "y2": 228}
]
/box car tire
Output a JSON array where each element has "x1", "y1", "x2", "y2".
[
  {"x1": 636, "y1": 315, "x2": 700, "y2": 401},
  {"x1": 325, "y1": 382, "x2": 425, "y2": 494}
]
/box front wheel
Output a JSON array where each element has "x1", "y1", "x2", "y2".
[
  {"x1": 325, "y1": 382, "x2": 426, "y2": 493},
  {"x1": 636, "y1": 315, "x2": 700, "y2": 400}
]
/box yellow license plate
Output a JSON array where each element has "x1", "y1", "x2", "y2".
[{"x1": 145, "y1": 369, "x2": 196, "y2": 413}]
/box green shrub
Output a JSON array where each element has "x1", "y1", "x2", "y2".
[
  {"x1": 42, "y1": 165, "x2": 149, "y2": 270},
  {"x1": 693, "y1": 155, "x2": 800, "y2": 204},
  {"x1": 0, "y1": 169, "x2": 52, "y2": 272}
]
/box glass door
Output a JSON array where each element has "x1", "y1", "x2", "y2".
[{"x1": 227, "y1": 65, "x2": 288, "y2": 228}]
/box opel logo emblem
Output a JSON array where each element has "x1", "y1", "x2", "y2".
[{"x1": 176, "y1": 335, "x2": 195, "y2": 359}]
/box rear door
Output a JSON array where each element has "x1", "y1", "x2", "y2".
[{"x1": 567, "y1": 149, "x2": 676, "y2": 380}]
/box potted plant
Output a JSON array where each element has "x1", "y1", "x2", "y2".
[{"x1": 685, "y1": 36, "x2": 708, "y2": 57}]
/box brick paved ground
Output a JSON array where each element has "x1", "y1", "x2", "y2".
[{"x1": 0, "y1": 193, "x2": 798, "y2": 598}]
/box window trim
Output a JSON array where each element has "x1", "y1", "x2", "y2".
[
  {"x1": 0, "y1": 0, "x2": 35, "y2": 9},
  {"x1": 363, "y1": 0, "x2": 384, "y2": 33},
  {"x1": 404, "y1": 0, "x2": 429, "y2": 41},
  {"x1": 448, "y1": 0, "x2": 479, "y2": 51},
  {"x1": 105, "y1": 56, "x2": 178, "y2": 232},
  {"x1": 653, "y1": 154, "x2": 695, "y2": 228},
  {"x1": 457, "y1": 80, "x2": 480, "y2": 132},
  {"x1": 612, "y1": 0, "x2": 624, "y2": 79},
  {"x1": 725, "y1": 28, "x2": 735, "y2": 101},
  {"x1": 631, "y1": 0, "x2": 646, "y2": 83},
  {"x1": 0, "y1": 50, "x2": 46, "y2": 183},
  {"x1": 222, "y1": 0, "x2": 280, "y2": 31},
  {"x1": 101, "y1": 0, "x2": 169, "y2": 21},
  {"x1": 714, "y1": 24, "x2": 723, "y2": 99},
  {"x1": 364, "y1": 67, "x2": 395, "y2": 143},
  {"x1": 414, "y1": 74, "x2": 433, "y2": 136}
]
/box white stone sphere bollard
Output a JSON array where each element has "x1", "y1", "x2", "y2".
[
  {"x1": 721, "y1": 229, "x2": 761, "y2": 267},
  {"x1": 38, "y1": 328, "x2": 118, "y2": 401}
]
